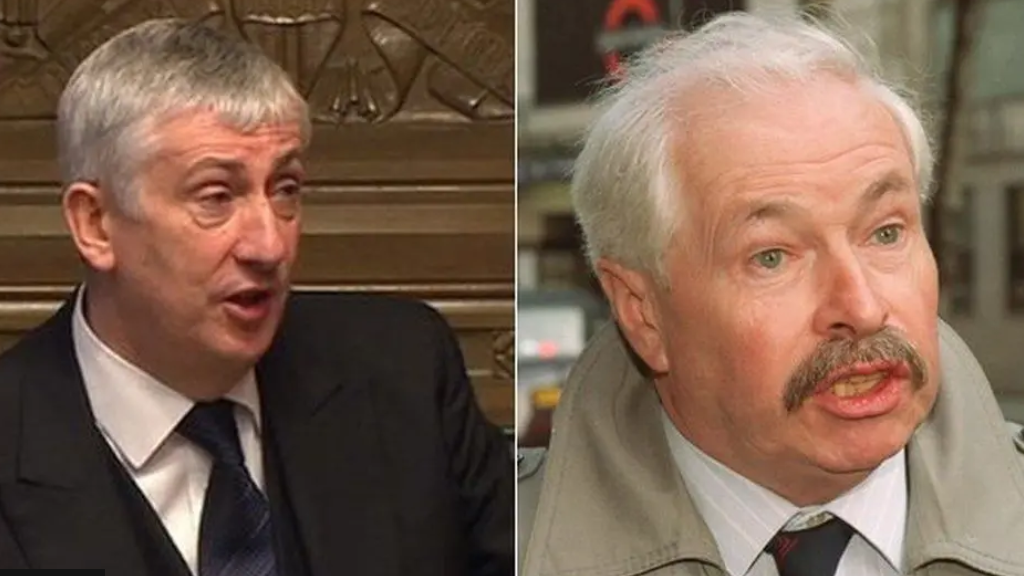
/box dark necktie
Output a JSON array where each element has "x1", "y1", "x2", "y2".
[
  {"x1": 177, "y1": 400, "x2": 277, "y2": 576},
  {"x1": 765, "y1": 516, "x2": 855, "y2": 576}
]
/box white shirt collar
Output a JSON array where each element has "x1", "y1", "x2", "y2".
[
  {"x1": 661, "y1": 409, "x2": 906, "y2": 576},
  {"x1": 72, "y1": 286, "x2": 262, "y2": 470}
]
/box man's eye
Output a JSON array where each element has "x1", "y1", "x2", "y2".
[
  {"x1": 199, "y1": 190, "x2": 233, "y2": 206},
  {"x1": 273, "y1": 183, "x2": 301, "y2": 199},
  {"x1": 752, "y1": 249, "x2": 785, "y2": 270},
  {"x1": 270, "y1": 181, "x2": 303, "y2": 218},
  {"x1": 191, "y1": 187, "x2": 236, "y2": 226},
  {"x1": 873, "y1": 223, "x2": 903, "y2": 245}
]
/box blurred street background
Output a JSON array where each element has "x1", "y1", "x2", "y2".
[{"x1": 516, "y1": 0, "x2": 1024, "y2": 442}]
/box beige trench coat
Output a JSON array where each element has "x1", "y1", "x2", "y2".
[{"x1": 519, "y1": 320, "x2": 1024, "y2": 576}]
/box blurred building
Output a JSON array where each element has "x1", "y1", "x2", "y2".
[{"x1": 517, "y1": 0, "x2": 1024, "y2": 423}]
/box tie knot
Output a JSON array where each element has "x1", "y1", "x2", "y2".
[
  {"x1": 177, "y1": 400, "x2": 244, "y2": 466},
  {"x1": 766, "y1": 516, "x2": 855, "y2": 576}
]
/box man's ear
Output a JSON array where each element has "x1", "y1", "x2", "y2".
[
  {"x1": 62, "y1": 182, "x2": 116, "y2": 272},
  {"x1": 596, "y1": 258, "x2": 669, "y2": 374}
]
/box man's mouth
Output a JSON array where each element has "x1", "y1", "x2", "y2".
[
  {"x1": 782, "y1": 327, "x2": 928, "y2": 413},
  {"x1": 815, "y1": 361, "x2": 909, "y2": 398},
  {"x1": 226, "y1": 288, "x2": 273, "y2": 307},
  {"x1": 829, "y1": 372, "x2": 887, "y2": 397}
]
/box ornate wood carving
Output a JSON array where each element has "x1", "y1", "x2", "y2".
[
  {"x1": 0, "y1": 0, "x2": 514, "y2": 427},
  {"x1": 492, "y1": 329, "x2": 513, "y2": 379},
  {"x1": 0, "y1": 0, "x2": 512, "y2": 123}
]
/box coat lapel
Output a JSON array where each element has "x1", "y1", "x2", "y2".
[
  {"x1": 903, "y1": 322, "x2": 1024, "y2": 574},
  {"x1": 0, "y1": 300, "x2": 158, "y2": 573},
  {"x1": 256, "y1": 306, "x2": 403, "y2": 576}
]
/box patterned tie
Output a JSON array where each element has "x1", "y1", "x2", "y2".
[
  {"x1": 177, "y1": 400, "x2": 276, "y2": 576},
  {"x1": 766, "y1": 516, "x2": 854, "y2": 576}
]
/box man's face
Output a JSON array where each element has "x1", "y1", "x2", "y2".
[
  {"x1": 640, "y1": 77, "x2": 939, "y2": 497},
  {"x1": 106, "y1": 109, "x2": 304, "y2": 370}
]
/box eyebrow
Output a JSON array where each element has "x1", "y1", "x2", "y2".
[
  {"x1": 858, "y1": 170, "x2": 912, "y2": 208},
  {"x1": 740, "y1": 170, "x2": 913, "y2": 224},
  {"x1": 272, "y1": 149, "x2": 304, "y2": 173},
  {"x1": 185, "y1": 157, "x2": 245, "y2": 177},
  {"x1": 185, "y1": 148, "x2": 305, "y2": 178}
]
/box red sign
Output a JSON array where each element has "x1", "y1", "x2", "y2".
[{"x1": 602, "y1": 0, "x2": 662, "y2": 75}]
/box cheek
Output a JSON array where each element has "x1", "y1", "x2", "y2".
[
  {"x1": 730, "y1": 313, "x2": 801, "y2": 394},
  {"x1": 145, "y1": 228, "x2": 240, "y2": 293},
  {"x1": 895, "y1": 238, "x2": 938, "y2": 299},
  {"x1": 915, "y1": 252, "x2": 940, "y2": 309},
  {"x1": 178, "y1": 236, "x2": 234, "y2": 275},
  {"x1": 689, "y1": 297, "x2": 807, "y2": 403},
  {"x1": 114, "y1": 229, "x2": 175, "y2": 286},
  {"x1": 284, "y1": 223, "x2": 302, "y2": 260},
  {"x1": 882, "y1": 249, "x2": 939, "y2": 351}
]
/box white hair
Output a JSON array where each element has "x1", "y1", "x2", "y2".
[
  {"x1": 571, "y1": 12, "x2": 934, "y2": 281},
  {"x1": 57, "y1": 18, "x2": 311, "y2": 215}
]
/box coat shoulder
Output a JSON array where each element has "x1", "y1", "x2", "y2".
[
  {"x1": 279, "y1": 291, "x2": 453, "y2": 357},
  {"x1": 517, "y1": 447, "x2": 548, "y2": 572},
  {"x1": 284, "y1": 291, "x2": 443, "y2": 332},
  {"x1": 518, "y1": 447, "x2": 547, "y2": 481}
]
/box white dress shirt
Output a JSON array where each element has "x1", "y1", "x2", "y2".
[
  {"x1": 661, "y1": 411, "x2": 905, "y2": 576},
  {"x1": 72, "y1": 288, "x2": 266, "y2": 575}
]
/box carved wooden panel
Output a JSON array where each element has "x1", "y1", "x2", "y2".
[{"x1": 0, "y1": 0, "x2": 515, "y2": 427}]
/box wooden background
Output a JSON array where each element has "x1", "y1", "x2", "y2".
[{"x1": 0, "y1": 0, "x2": 515, "y2": 428}]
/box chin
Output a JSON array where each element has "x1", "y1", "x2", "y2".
[
  {"x1": 809, "y1": 379, "x2": 936, "y2": 474},
  {"x1": 213, "y1": 322, "x2": 281, "y2": 366},
  {"x1": 812, "y1": 417, "x2": 919, "y2": 474}
]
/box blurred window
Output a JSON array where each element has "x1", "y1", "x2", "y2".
[
  {"x1": 1006, "y1": 185, "x2": 1024, "y2": 313},
  {"x1": 946, "y1": 187, "x2": 975, "y2": 316}
]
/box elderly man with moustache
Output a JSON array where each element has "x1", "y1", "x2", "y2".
[{"x1": 518, "y1": 12, "x2": 1024, "y2": 576}]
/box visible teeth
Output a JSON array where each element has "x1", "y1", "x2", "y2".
[{"x1": 831, "y1": 374, "x2": 884, "y2": 397}]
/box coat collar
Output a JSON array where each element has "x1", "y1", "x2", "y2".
[{"x1": 523, "y1": 320, "x2": 1024, "y2": 576}]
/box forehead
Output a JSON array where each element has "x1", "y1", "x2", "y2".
[
  {"x1": 146, "y1": 109, "x2": 305, "y2": 167},
  {"x1": 671, "y1": 76, "x2": 914, "y2": 213}
]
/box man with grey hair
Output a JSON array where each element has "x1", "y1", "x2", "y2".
[
  {"x1": 519, "y1": 12, "x2": 1024, "y2": 576},
  {"x1": 0, "y1": 18, "x2": 513, "y2": 576}
]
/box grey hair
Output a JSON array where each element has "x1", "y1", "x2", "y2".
[
  {"x1": 57, "y1": 18, "x2": 311, "y2": 215},
  {"x1": 571, "y1": 12, "x2": 934, "y2": 282}
]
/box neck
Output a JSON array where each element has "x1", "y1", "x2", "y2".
[
  {"x1": 756, "y1": 460, "x2": 871, "y2": 507},
  {"x1": 82, "y1": 284, "x2": 246, "y2": 400},
  {"x1": 663, "y1": 405, "x2": 871, "y2": 507}
]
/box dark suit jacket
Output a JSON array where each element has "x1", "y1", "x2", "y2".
[{"x1": 0, "y1": 291, "x2": 514, "y2": 575}]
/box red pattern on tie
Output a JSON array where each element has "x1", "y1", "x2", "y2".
[
  {"x1": 766, "y1": 517, "x2": 855, "y2": 576},
  {"x1": 773, "y1": 534, "x2": 799, "y2": 564}
]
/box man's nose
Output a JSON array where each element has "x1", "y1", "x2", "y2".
[
  {"x1": 234, "y1": 196, "x2": 287, "y2": 273},
  {"x1": 811, "y1": 250, "x2": 888, "y2": 340}
]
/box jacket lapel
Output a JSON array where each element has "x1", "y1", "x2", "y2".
[
  {"x1": 256, "y1": 308, "x2": 403, "y2": 576},
  {"x1": 0, "y1": 299, "x2": 156, "y2": 573},
  {"x1": 2, "y1": 293, "x2": 409, "y2": 574}
]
